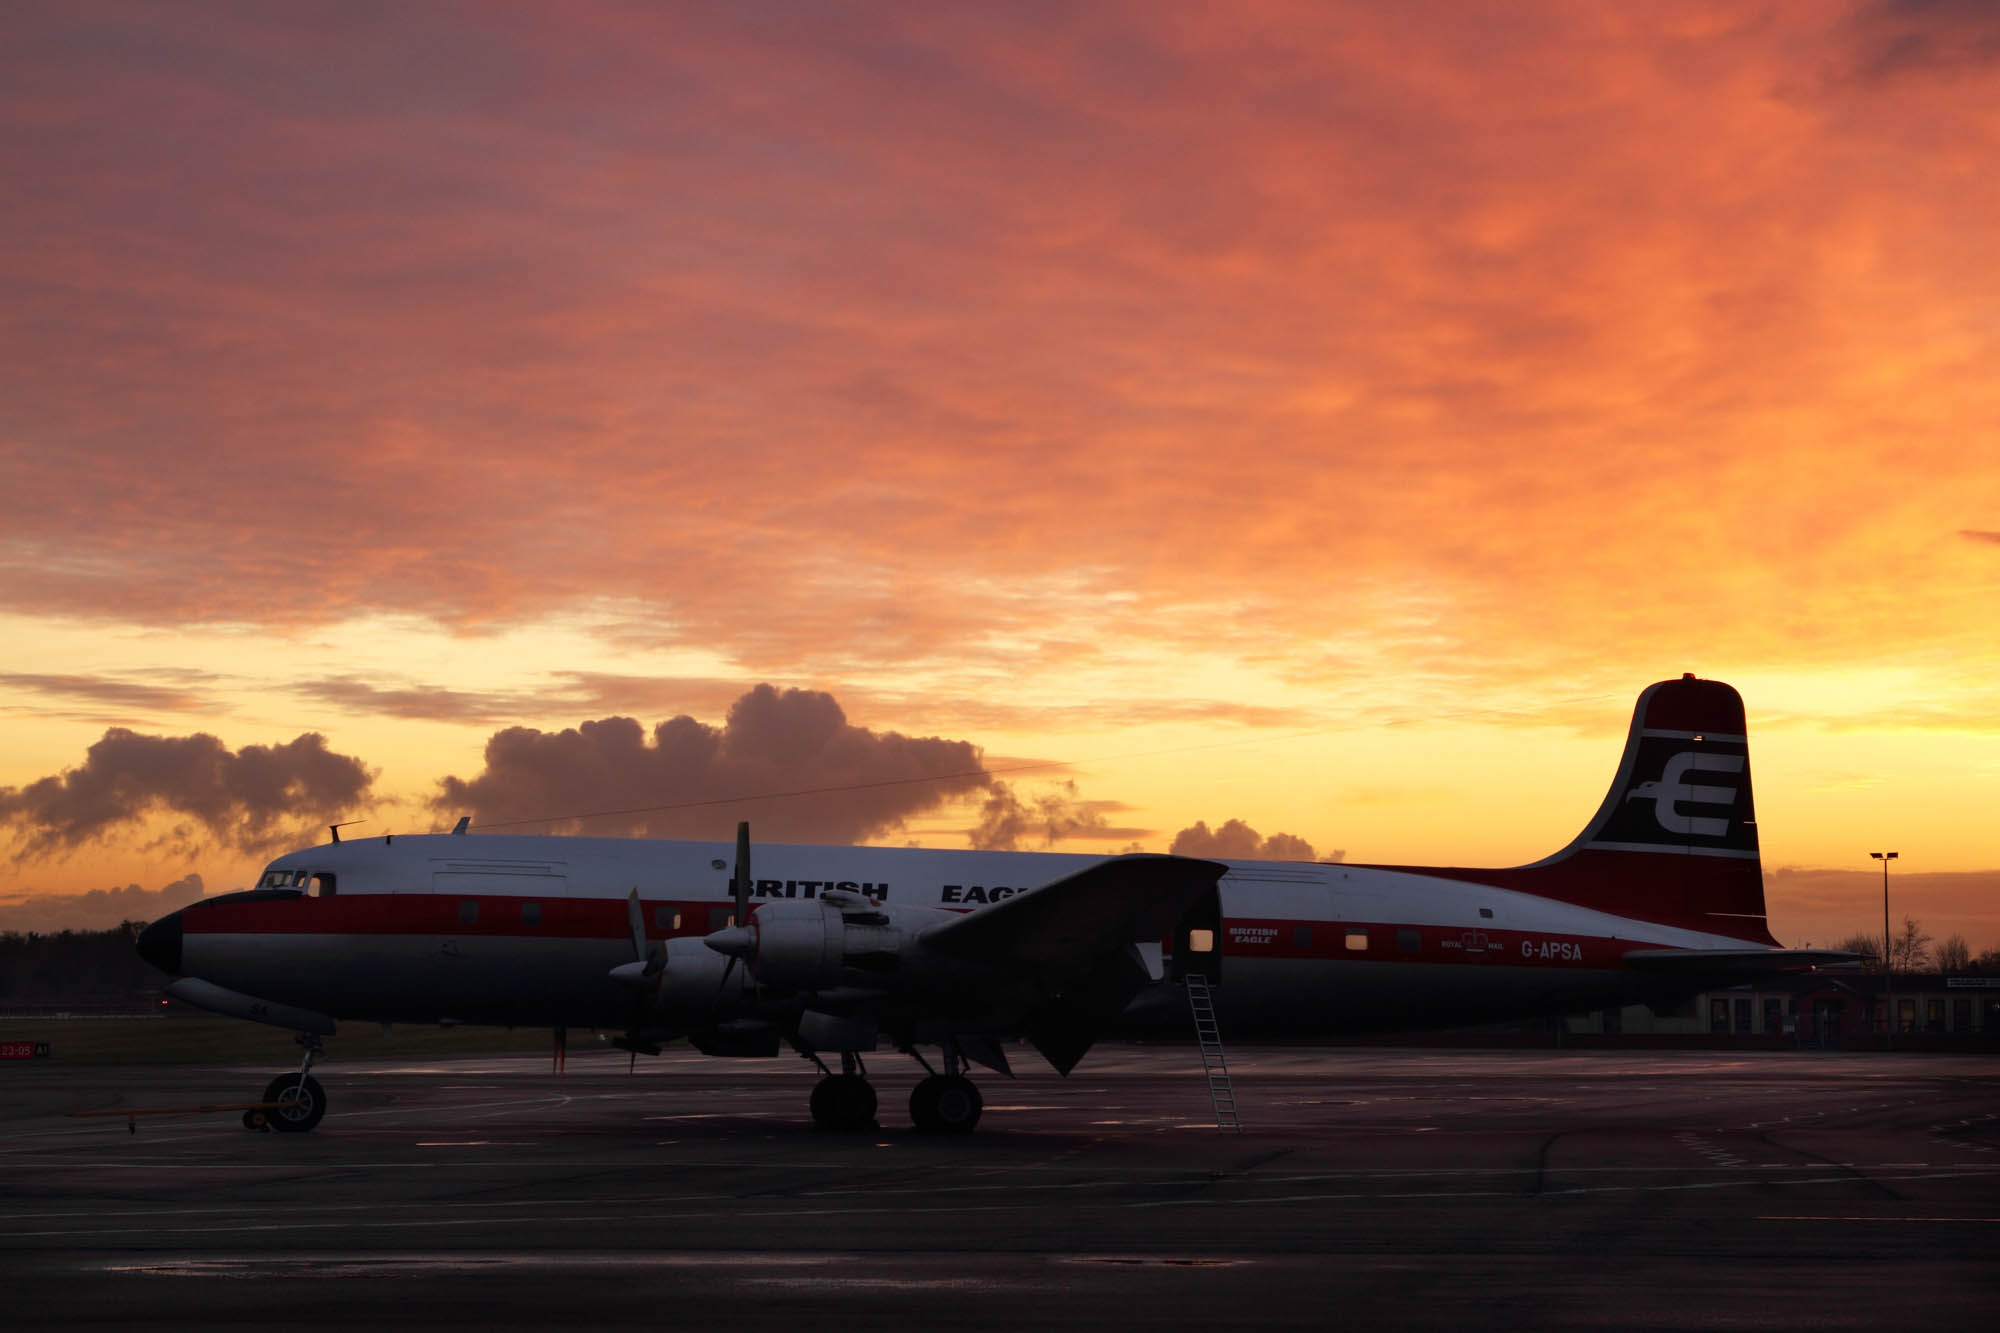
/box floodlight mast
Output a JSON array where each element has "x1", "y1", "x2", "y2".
[{"x1": 1871, "y1": 851, "x2": 1898, "y2": 1047}]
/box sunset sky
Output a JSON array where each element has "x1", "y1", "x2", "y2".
[{"x1": 3, "y1": 2, "x2": 1996, "y2": 950}]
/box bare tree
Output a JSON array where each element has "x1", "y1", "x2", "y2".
[
  {"x1": 1933, "y1": 934, "x2": 1970, "y2": 974},
  {"x1": 1890, "y1": 916, "x2": 1932, "y2": 972},
  {"x1": 1832, "y1": 932, "x2": 1883, "y2": 969}
]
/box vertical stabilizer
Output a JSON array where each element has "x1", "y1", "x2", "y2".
[{"x1": 1375, "y1": 675, "x2": 1775, "y2": 944}]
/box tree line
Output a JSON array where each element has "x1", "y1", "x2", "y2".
[
  {"x1": 0, "y1": 923, "x2": 170, "y2": 1007},
  {"x1": 1829, "y1": 918, "x2": 2000, "y2": 974}
]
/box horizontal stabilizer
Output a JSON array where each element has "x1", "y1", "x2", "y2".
[{"x1": 1620, "y1": 948, "x2": 1862, "y2": 979}]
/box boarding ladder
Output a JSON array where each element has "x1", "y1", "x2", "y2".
[{"x1": 1184, "y1": 973, "x2": 1242, "y2": 1135}]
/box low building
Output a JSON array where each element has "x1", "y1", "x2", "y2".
[{"x1": 1561, "y1": 972, "x2": 2000, "y2": 1050}]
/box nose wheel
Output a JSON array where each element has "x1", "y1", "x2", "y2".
[
  {"x1": 247, "y1": 1032, "x2": 328, "y2": 1133},
  {"x1": 258, "y1": 1073, "x2": 326, "y2": 1132}
]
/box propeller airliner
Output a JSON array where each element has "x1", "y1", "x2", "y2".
[{"x1": 136, "y1": 675, "x2": 1852, "y2": 1134}]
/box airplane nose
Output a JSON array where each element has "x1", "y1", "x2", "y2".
[{"x1": 136, "y1": 910, "x2": 183, "y2": 975}]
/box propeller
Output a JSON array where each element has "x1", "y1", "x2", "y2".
[
  {"x1": 610, "y1": 887, "x2": 664, "y2": 1072},
  {"x1": 626, "y1": 888, "x2": 664, "y2": 979},
  {"x1": 714, "y1": 821, "x2": 754, "y2": 990}
]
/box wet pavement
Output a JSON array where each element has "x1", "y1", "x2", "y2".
[{"x1": 5, "y1": 1046, "x2": 1997, "y2": 1329}]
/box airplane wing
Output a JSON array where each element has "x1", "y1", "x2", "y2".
[
  {"x1": 919, "y1": 853, "x2": 1226, "y2": 971},
  {"x1": 917, "y1": 853, "x2": 1227, "y2": 1075},
  {"x1": 1620, "y1": 947, "x2": 1863, "y2": 980}
]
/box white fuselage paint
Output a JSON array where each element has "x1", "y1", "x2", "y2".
[{"x1": 182, "y1": 835, "x2": 1763, "y2": 1040}]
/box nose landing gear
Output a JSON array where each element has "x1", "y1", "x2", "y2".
[{"x1": 246, "y1": 1033, "x2": 328, "y2": 1133}]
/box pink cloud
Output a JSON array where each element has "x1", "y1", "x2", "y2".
[
  {"x1": 433, "y1": 683, "x2": 989, "y2": 843},
  {"x1": 0, "y1": 727, "x2": 376, "y2": 859},
  {"x1": 0, "y1": 1, "x2": 1994, "y2": 702}
]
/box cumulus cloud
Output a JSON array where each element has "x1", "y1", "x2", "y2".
[
  {"x1": 0, "y1": 729, "x2": 377, "y2": 859},
  {"x1": 433, "y1": 684, "x2": 989, "y2": 844},
  {"x1": 967, "y1": 780, "x2": 1111, "y2": 851},
  {"x1": 0, "y1": 873, "x2": 209, "y2": 934},
  {"x1": 1169, "y1": 819, "x2": 1325, "y2": 862}
]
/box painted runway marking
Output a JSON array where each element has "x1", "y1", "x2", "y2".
[{"x1": 1760, "y1": 1208, "x2": 1992, "y2": 1216}]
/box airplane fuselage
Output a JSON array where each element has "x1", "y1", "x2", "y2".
[{"x1": 166, "y1": 833, "x2": 1758, "y2": 1039}]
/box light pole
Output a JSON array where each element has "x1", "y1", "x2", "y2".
[{"x1": 1872, "y1": 851, "x2": 1898, "y2": 1046}]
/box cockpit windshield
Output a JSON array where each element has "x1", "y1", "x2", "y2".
[{"x1": 257, "y1": 868, "x2": 309, "y2": 889}]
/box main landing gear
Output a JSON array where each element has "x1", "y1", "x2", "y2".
[
  {"x1": 245, "y1": 1033, "x2": 327, "y2": 1133},
  {"x1": 807, "y1": 1051, "x2": 879, "y2": 1132},
  {"x1": 906, "y1": 1043, "x2": 982, "y2": 1134},
  {"x1": 799, "y1": 1043, "x2": 983, "y2": 1134}
]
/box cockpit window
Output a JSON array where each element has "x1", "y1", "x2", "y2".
[{"x1": 257, "y1": 869, "x2": 295, "y2": 888}]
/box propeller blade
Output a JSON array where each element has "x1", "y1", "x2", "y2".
[
  {"x1": 625, "y1": 887, "x2": 663, "y2": 977},
  {"x1": 626, "y1": 888, "x2": 646, "y2": 962},
  {"x1": 731, "y1": 820, "x2": 752, "y2": 927}
]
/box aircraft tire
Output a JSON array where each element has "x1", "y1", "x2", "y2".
[
  {"x1": 810, "y1": 1074, "x2": 876, "y2": 1131},
  {"x1": 262, "y1": 1074, "x2": 326, "y2": 1133},
  {"x1": 910, "y1": 1075, "x2": 982, "y2": 1133}
]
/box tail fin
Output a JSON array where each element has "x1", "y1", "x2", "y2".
[{"x1": 1388, "y1": 675, "x2": 1775, "y2": 944}]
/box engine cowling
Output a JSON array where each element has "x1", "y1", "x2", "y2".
[
  {"x1": 709, "y1": 896, "x2": 926, "y2": 992},
  {"x1": 652, "y1": 935, "x2": 752, "y2": 1021}
]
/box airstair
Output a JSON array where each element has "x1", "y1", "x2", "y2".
[{"x1": 1183, "y1": 973, "x2": 1242, "y2": 1134}]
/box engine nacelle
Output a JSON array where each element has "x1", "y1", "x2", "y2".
[
  {"x1": 653, "y1": 935, "x2": 753, "y2": 1021},
  {"x1": 725, "y1": 896, "x2": 931, "y2": 993},
  {"x1": 740, "y1": 899, "x2": 846, "y2": 990}
]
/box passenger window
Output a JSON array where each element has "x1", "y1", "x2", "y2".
[
  {"x1": 710, "y1": 906, "x2": 735, "y2": 930},
  {"x1": 1187, "y1": 928, "x2": 1215, "y2": 953},
  {"x1": 655, "y1": 906, "x2": 679, "y2": 931},
  {"x1": 1344, "y1": 929, "x2": 1369, "y2": 951},
  {"x1": 1478, "y1": 908, "x2": 1493, "y2": 919},
  {"x1": 1292, "y1": 925, "x2": 1312, "y2": 950},
  {"x1": 1398, "y1": 928, "x2": 1421, "y2": 953},
  {"x1": 521, "y1": 902, "x2": 541, "y2": 926},
  {"x1": 459, "y1": 900, "x2": 479, "y2": 925},
  {"x1": 311, "y1": 873, "x2": 336, "y2": 898}
]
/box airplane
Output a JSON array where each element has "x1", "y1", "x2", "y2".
[{"x1": 135, "y1": 674, "x2": 1853, "y2": 1135}]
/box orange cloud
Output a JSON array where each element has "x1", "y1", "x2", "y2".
[
  {"x1": 2, "y1": 3, "x2": 1992, "y2": 696},
  {"x1": 1, "y1": 4, "x2": 1996, "y2": 911}
]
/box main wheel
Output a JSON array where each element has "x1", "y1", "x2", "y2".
[
  {"x1": 809, "y1": 1074, "x2": 877, "y2": 1131},
  {"x1": 261, "y1": 1073, "x2": 326, "y2": 1133},
  {"x1": 909, "y1": 1074, "x2": 982, "y2": 1133}
]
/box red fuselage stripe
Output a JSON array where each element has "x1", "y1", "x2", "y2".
[{"x1": 182, "y1": 895, "x2": 1675, "y2": 969}]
